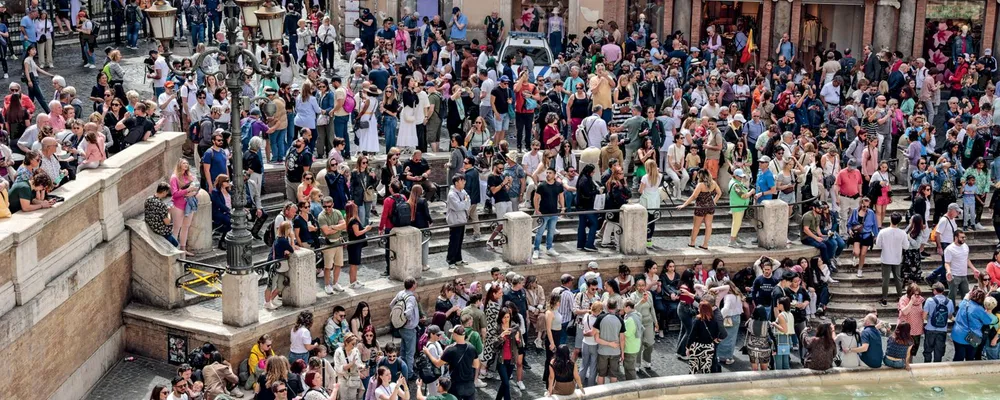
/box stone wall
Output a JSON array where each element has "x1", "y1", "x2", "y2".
[{"x1": 0, "y1": 132, "x2": 185, "y2": 400}]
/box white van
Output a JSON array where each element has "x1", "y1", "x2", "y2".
[{"x1": 497, "y1": 32, "x2": 554, "y2": 80}]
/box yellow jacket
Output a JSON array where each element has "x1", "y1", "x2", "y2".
[{"x1": 248, "y1": 344, "x2": 274, "y2": 374}]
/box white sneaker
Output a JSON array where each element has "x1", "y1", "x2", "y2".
[
  {"x1": 517, "y1": 381, "x2": 525, "y2": 390},
  {"x1": 324, "y1": 285, "x2": 334, "y2": 294},
  {"x1": 2, "y1": 73, "x2": 7, "y2": 79},
  {"x1": 856, "y1": 269, "x2": 863, "y2": 278},
  {"x1": 316, "y1": 270, "x2": 325, "y2": 278},
  {"x1": 546, "y1": 249, "x2": 560, "y2": 257},
  {"x1": 349, "y1": 281, "x2": 366, "y2": 289},
  {"x1": 264, "y1": 301, "x2": 278, "y2": 310},
  {"x1": 472, "y1": 234, "x2": 482, "y2": 241},
  {"x1": 422, "y1": 265, "x2": 431, "y2": 271},
  {"x1": 449, "y1": 264, "x2": 458, "y2": 269},
  {"x1": 976, "y1": 223, "x2": 986, "y2": 230},
  {"x1": 332, "y1": 284, "x2": 345, "y2": 292},
  {"x1": 533, "y1": 250, "x2": 540, "y2": 260},
  {"x1": 474, "y1": 379, "x2": 487, "y2": 388}
]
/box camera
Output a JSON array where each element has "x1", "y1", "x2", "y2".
[{"x1": 143, "y1": 57, "x2": 155, "y2": 74}]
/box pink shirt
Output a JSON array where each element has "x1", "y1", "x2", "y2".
[
  {"x1": 897, "y1": 294, "x2": 925, "y2": 336},
  {"x1": 861, "y1": 147, "x2": 879, "y2": 177},
  {"x1": 83, "y1": 136, "x2": 106, "y2": 164},
  {"x1": 49, "y1": 114, "x2": 66, "y2": 132},
  {"x1": 836, "y1": 168, "x2": 862, "y2": 197},
  {"x1": 170, "y1": 174, "x2": 193, "y2": 209},
  {"x1": 601, "y1": 43, "x2": 622, "y2": 63}
]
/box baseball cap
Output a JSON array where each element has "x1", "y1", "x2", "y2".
[
  {"x1": 733, "y1": 114, "x2": 746, "y2": 123},
  {"x1": 264, "y1": 87, "x2": 277, "y2": 95},
  {"x1": 758, "y1": 155, "x2": 771, "y2": 163},
  {"x1": 948, "y1": 203, "x2": 963, "y2": 214},
  {"x1": 164, "y1": 81, "x2": 175, "y2": 88},
  {"x1": 499, "y1": 76, "x2": 511, "y2": 83},
  {"x1": 690, "y1": 47, "x2": 700, "y2": 53},
  {"x1": 733, "y1": 169, "x2": 746, "y2": 178},
  {"x1": 588, "y1": 261, "x2": 599, "y2": 270},
  {"x1": 424, "y1": 81, "x2": 436, "y2": 87},
  {"x1": 987, "y1": 49, "x2": 994, "y2": 55},
  {"x1": 450, "y1": 325, "x2": 466, "y2": 336}
]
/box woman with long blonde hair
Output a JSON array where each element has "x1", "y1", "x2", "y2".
[
  {"x1": 678, "y1": 169, "x2": 722, "y2": 250},
  {"x1": 639, "y1": 158, "x2": 662, "y2": 247},
  {"x1": 169, "y1": 159, "x2": 198, "y2": 255},
  {"x1": 255, "y1": 355, "x2": 292, "y2": 398}
]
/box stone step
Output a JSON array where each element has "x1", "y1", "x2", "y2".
[{"x1": 828, "y1": 284, "x2": 936, "y2": 301}]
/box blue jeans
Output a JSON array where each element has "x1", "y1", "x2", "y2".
[
  {"x1": 383, "y1": 115, "x2": 398, "y2": 152},
  {"x1": 190, "y1": 23, "x2": 204, "y2": 47},
  {"x1": 399, "y1": 327, "x2": 417, "y2": 379},
  {"x1": 497, "y1": 360, "x2": 514, "y2": 400},
  {"x1": 82, "y1": 42, "x2": 95, "y2": 65},
  {"x1": 829, "y1": 233, "x2": 846, "y2": 257},
  {"x1": 163, "y1": 233, "x2": 179, "y2": 247},
  {"x1": 601, "y1": 109, "x2": 613, "y2": 123},
  {"x1": 153, "y1": 87, "x2": 165, "y2": 98},
  {"x1": 953, "y1": 341, "x2": 977, "y2": 362},
  {"x1": 285, "y1": 113, "x2": 296, "y2": 148},
  {"x1": 774, "y1": 354, "x2": 790, "y2": 369},
  {"x1": 289, "y1": 351, "x2": 309, "y2": 365},
  {"x1": 208, "y1": 12, "x2": 222, "y2": 38},
  {"x1": 577, "y1": 213, "x2": 598, "y2": 249},
  {"x1": 816, "y1": 285, "x2": 830, "y2": 307},
  {"x1": 289, "y1": 35, "x2": 299, "y2": 60},
  {"x1": 802, "y1": 236, "x2": 836, "y2": 264},
  {"x1": 127, "y1": 22, "x2": 140, "y2": 47},
  {"x1": 985, "y1": 342, "x2": 1000, "y2": 360},
  {"x1": 270, "y1": 127, "x2": 287, "y2": 162},
  {"x1": 534, "y1": 215, "x2": 558, "y2": 251},
  {"x1": 563, "y1": 191, "x2": 575, "y2": 212},
  {"x1": 717, "y1": 314, "x2": 740, "y2": 360},
  {"x1": 334, "y1": 115, "x2": 350, "y2": 157}
]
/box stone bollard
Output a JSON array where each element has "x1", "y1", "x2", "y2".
[
  {"x1": 284, "y1": 248, "x2": 317, "y2": 307},
  {"x1": 222, "y1": 271, "x2": 260, "y2": 327},
  {"x1": 756, "y1": 199, "x2": 790, "y2": 249},
  {"x1": 502, "y1": 211, "x2": 534, "y2": 265},
  {"x1": 389, "y1": 226, "x2": 422, "y2": 281},
  {"x1": 619, "y1": 204, "x2": 648, "y2": 255},
  {"x1": 187, "y1": 189, "x2": 213, "y2": 253}
]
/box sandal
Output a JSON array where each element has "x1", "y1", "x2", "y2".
[
  {"x1": 698, "y1": 245, "x2": 709, "y2": 250},
  {"x1": 687, "y1": 244, "x2": 696, "y2": 248}
]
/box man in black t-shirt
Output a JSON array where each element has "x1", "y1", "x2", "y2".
[
  {"x1": 532, "y1": 168, "x2": 564, "y2": 259},
  {"x1": 115, "y1": 102, "x2": 155, "y2": 147},
  {"x1": 425, "y1": 325, "x2": 479, "y2": 400},
  {"x1": 486, "y1": 160, "x2": 512, "y2": 251},
  {"x1": 490, "y1": 76, "x2": 511, "y2": 140},
  {"x1": 284, "y1": 137, "x2": 312, "y2": 201},
  {"x1": 403, "y1": 150, "x2": 437, "y2": 200}
]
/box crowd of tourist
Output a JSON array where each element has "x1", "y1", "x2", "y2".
[{"x1": 4, "y1": 0, "x2": 1000, "y2": 396}]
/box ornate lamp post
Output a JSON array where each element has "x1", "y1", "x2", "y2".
[{"x1": 149, "y1": 0, "x2": 284, "y2": 326}]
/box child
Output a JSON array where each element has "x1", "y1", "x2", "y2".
[
  {"x1": 685, "y1": 146, "x2": 702, "y2": 178},
  {"x1": 962, "y1": 175, "x2": 977, "y2": 229},
  {"x1": 76, "y1": 123, "x2": 106, "y2": 172}
]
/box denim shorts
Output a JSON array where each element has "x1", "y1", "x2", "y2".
[
  {"x1": 493, "y1": 113, "x2": 510, "y2": 132},
  {"x1": 883, "y1": 356, "x2": 905, "y2": 369}
]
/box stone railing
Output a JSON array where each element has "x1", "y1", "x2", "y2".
[
  {"x1": 0, "y1": 132, "x2": 185, "y2": 318},
  {"x1": 553, "y1": 360, "x2": 1000, "y2": 399}
]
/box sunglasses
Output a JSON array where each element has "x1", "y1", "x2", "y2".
[
  {"x1": 9, "y1": 89, "x2": 18, "y2": 93},
  {"x1": 275, "y1": 389, "x2": 287, "y2": 393}
]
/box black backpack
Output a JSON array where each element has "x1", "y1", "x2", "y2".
[
  {"x1": 929, "y1": 298, "x2": 949, "y2": 328},
  {"x1": 390, "y1": 194, "x2": 412, "y2": 227}
]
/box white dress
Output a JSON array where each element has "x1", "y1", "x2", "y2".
[
  {"x1": 397, "y1": 106, "x2": 418, "y2": 148},
  {"x1": 639, "y1": 174, "x2": 662, "y2": 209},
  {"x1": 358, "y1": 98, "x2": 380, "y2": 153}
]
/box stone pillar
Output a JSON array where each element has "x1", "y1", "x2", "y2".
[
  {"x1": 863, "y1": 0, "x2": 876, "y2": 49},
  {"x1": 619, "y1": 204, "x2": 648, "y2": 256},
  {"x1": 662, "y1": 0, "x2": 674, "y2": 35},
  {"x1": 690, "y1": 0, "x2": 702, "y2": 47},
  {"x1": 897, "y1": 0, "x2": 916, "y2": 57},
  {"x1": 913, "y1": 0, "x2": 927, "y2": 58},
  {"x1": 672, "y1": 0, "x2": 691, "y2": 44},
  {"x1": 760, "y1": 0, "x2": 773, "y2": 66},
  {"x1": 187, "y1": 189, "x2": 213, "y2": 253},
  {"x1": 986, "y1": 0, "x2": 998, "y2": 58},
  {"x1": 389, "y1": 226, "x2": 422, "y2": 281},
  {"x1": 222, "y1": 272, "x2": 260, "y2": 327},
  {"x1": 772, "y1": 0, "x2": 791, "y2": 58},
  {"x1": 756, "y1": 199, "x2": 790, "y2": 249},
  {"x1": 789, "y1": 0, "x2": 801, "y2": 58},
  {"x1": 873, "y1": 0, "x2": 900, "y2": 52},
  {"x1": 284, "y1": 248, "x2": 317, "y2": 307},
  {"x1": 502, "y1": 211, "x2": 533, "y2": 265}
]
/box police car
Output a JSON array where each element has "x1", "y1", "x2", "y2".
[{"x1": 498, "y1": 32, "x2": 555, "y2": 79}]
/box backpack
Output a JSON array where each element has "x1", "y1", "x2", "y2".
[
  {"x1": 389, "y1": 294, "x2": 413, "y2": 329},
  {"x1": 188, "y1": 116, "x2": 212, "y2": 143},
  {"x1": 240, "y1": 118, "x2": 254, "y2": 150},
  {"x1": 343, "y1": 87, "x2": 357, "y2": 114},
  {"x1": 576, "y1": 117, "x2": 597, "y2": 149},
  {"x1": 125, "y1": 4, "x2": 140, "y2": 23},
  {"x1": 263, "y1": 219, "x2": 276, "y2": 247},
  {"x1": 390, "y1": 194, "x2": 412, "y2": 227},
  {"x1": 929, "y1": 297, "x2": 949, "y2": 328},
  {"x1": 414, "y1": 351, "x2": 441, "y2": 383}
]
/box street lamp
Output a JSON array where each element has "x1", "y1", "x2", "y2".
[{"x1": 149, "y1": 0, "x2": 284, "y2": 279}]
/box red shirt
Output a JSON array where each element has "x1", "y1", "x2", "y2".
[
  {"x1": 836, "y1": 168, "x2": 863, "y2": 197},
  {"x1": 542, "y1": 125, "x2": 561, "y2": 149},
  {"x1": 379, "y1": 194, "x2": 406, "y2": 232},
  {"x1": 514, "y1": 82, "x2": 537, "y2": 114}
]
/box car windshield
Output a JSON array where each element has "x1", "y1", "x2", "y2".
[{"x1": 503, "y1": 46, "x2": 551, "y2": 65}]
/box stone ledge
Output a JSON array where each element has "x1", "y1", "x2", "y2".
[
  {"x1": 123, "y1": 245, "x2": 819, "y2": 363},
  {"x1": 548, "y1": 361, "x2": 1000, "y2": 399}
]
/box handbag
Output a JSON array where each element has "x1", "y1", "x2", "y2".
[
  {"x1": 364, "y1": 187, "x2": 377, "y2": 203},
  {"x1": 964, "y1": 307, "x2": 984, "y2": 347},
  {"x1": 723, "y1": 316, "x2": 734, "y2": 328}
]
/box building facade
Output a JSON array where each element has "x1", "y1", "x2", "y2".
[{"x1": 338, "y1": 0, "x2": 998, "y2": 68}]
